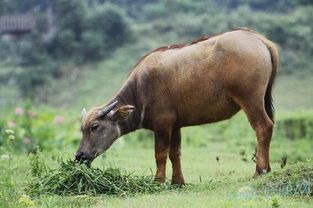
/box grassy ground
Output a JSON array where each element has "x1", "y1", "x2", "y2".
[
  {"x1": 1, "y1": 54, "x2": 312, "y2": 207},
  {"x1": 1, "y1": 138, "x2": 312, "y2": 208}
]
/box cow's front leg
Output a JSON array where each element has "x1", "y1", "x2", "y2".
[
  {"x1": 169, "y1": 128, "x2": 185, "y2": 185},
  {"x1": 154, "y1": 128, "x2": 171, "y2": 183},
  {"x1": 153, "y1": 113, "x2": 176, "y2": 183}
]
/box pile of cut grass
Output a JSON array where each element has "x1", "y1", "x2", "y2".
[{"x1": 27, "y1": 153, "x2": 163, "y2": 196}]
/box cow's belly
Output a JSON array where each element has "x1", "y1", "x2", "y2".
[{"x1": 174, "y1": 88, "x2": 240, "y2": 127}]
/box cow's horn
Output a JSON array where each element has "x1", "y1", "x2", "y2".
[
  {"x1": 98, "y1": 101, "x2": 118, "y2": 117},
  {"x1": 81, "y1": 108, "x2": 87, "y2": 118}
]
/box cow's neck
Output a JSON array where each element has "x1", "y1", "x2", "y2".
[{"x1": 113, "y1": 76, "x2": 141, "y2": 136}]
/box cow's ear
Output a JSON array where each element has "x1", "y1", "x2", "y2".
[{"x1": 110, "y1": 105, "x2": 135, "y2": 121}]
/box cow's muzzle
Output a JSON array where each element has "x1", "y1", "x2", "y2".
[{"x1": 75, "y1": 151, "x2": 92, "y2": 164}]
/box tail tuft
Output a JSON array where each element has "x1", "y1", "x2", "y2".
[
  {"x1": 264, "y1": 85, "x2": 274, "y2": 122},
  {"x1": 263, "y1": 39, "x2": 279, "y2": 123}
]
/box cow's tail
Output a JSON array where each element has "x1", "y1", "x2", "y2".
[
  {"x1": 257, "y1": 35, "x2": 279, "y2": 123},
  {"x1": 240, "y1": 28, "x2": 279, "y2": 122}
]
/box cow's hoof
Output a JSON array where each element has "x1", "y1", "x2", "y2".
[
  {"x1": 253, "y1": 166, "x2": 271, "y2": 178},
  {"x1": 171, "y1": 178, "x2": 185, "y2": 187},
  {"x1": 154, "y1": 176, "x2": 166, "y2": 183}
]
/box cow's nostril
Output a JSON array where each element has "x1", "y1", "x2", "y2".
[
  {"x1": 75, "y1": 151, "x2": 83, "y2": 161},
  {"x1": 75, "y1": 152, "x2": 91, "y2": 162},
  {"x1": 75, "y1": 152, "x2": 83, "y2": 157},
  {"x1": 81, "y1": 154, "x2": 88, "y2": 160}
]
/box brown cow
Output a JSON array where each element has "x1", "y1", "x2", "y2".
[{"x1": 76, "y1": 28, "x2": 279, "y2": 185}]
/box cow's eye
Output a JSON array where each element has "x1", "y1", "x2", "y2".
[{"x1": 91, "y1": 124, "x2": 99, "y2": 132}]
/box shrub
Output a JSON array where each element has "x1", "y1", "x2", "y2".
[
  {"x1": 48, "y1": 2, "x2": 131, "y2": 62},
  {"x1": 276, "y1": 110, "x2": 313, "y2": 140},
  {"x1": 0, "y1": 104, "x2": 81, "y2": 153}
]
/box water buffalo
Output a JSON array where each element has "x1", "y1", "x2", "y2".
[{"x1": 76, "y1": 28, "x2": 279, "y2": 185}]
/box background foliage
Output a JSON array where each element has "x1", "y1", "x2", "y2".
[{"x1": 0, "y1": 0, "x2": 313, "y2": 102}]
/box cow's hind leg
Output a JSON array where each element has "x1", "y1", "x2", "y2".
[
  {"x1": 169, "y1": 129, "x2": 185, "y2": 185},
  {"x1": 233, "y1": 96, "x2": 273, "y2": 177}
]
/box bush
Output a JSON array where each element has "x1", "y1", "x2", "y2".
[
  {"x1": 0, "y1": 104, "x2": 81, "y2": 153},
  {"x1": 0, "y1": 2, "x2": 133, "y2": 100},
  {"x1": 48, "y1": 2, "x2": 131, "y2": 62},
  {"x1": 276, "y1": 110, "x2": 313, "y2": 140},
  {"x1": 141, "y1": 3, "x2": 313, "y2": 76}
]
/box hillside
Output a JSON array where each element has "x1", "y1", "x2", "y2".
[
  {"x1": 43, "y1": 43, "x2": 313, "y2": 111},
  {"x1": 0, "y1": 0, "x2": 313, "y2": 110}
]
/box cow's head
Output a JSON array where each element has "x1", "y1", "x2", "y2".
[{"x1": 75, "y1": 101, "x2": 135, "y2": 163}]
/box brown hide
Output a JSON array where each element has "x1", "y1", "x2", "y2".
[{"x1": 126, "y1": 28, "x2": 276, "y2": 129}]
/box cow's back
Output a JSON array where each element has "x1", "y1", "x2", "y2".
[{"x1": 134, "y1": 29, "x2": 272, "y2": 127}]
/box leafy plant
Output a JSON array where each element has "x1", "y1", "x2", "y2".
[{"x1": 29, "y1": 147, "x2": 48, "y2": 177}]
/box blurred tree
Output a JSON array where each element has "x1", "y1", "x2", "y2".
[
  {"x1": 0, "y1": 0, "x2": 132, "y2": 99},
  {"x1": 101, "y1": 0, "x2": 159, "y2": 17},
  {"x1": 0, "y1": 0, "x2": 313, "y2": 103},
  {"x1": 0, "y1": 0, "x2": 44, "y2": 14},
  {"x1": 47, "y1": 1, "x2": 130, "y2": 62},
  {"x1": 213, "y1": 0, "x2": 312, "y2": 11},
  {"x1": 81, "y1": 4, "x2": 130, "y2": 61}
]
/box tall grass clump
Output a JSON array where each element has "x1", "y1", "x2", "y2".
[
  {"x1": 254, "y1": 160, "x2": 313, "y2": 196},
  {"x1": 27, "y1": 153, "x2": 163, "y2": 196}
]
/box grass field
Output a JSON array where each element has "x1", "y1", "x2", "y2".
[
  {"x1": 1, "y1": 135, "x2": 312, "y2": 208},
  {"x1": 1, "y1": 90, "x2": 312, "y2": 208}
]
